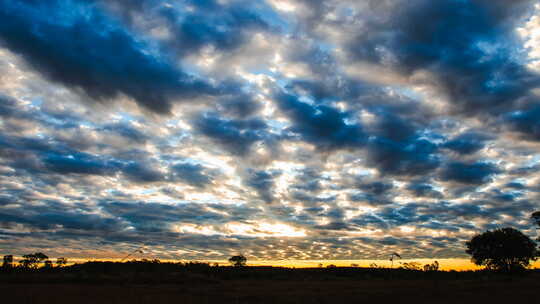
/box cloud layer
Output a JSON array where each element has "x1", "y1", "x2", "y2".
[{"x1": 0, "y1": 0, "x2": 539, "y2": 261}]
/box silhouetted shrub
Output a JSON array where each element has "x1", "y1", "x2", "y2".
[
  {"x1": 466, "y1": 227, "x2": 538, "y2": 272},
  {"x1": 228, "y1": 255, "x2": 247, "y2": 267},
  {"x1": 2, "y1": 255, "x2": 13, "y2": 269},
  {"x1": 20, "y1": 252, "x2": 49, "y2": 270},
  {"x1": 423, "y1": 261, "x2": 439, "y2": 271}
]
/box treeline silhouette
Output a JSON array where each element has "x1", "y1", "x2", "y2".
[
  {"x1": 1, "y1": 211, "x2": 538, "y2": 286},
  {"x1": 3, "y1": 258, "x2": 538, "y2": 285}
]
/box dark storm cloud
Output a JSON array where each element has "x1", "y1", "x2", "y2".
[
  {"x1": 274, "y1": 90, "x2": 366, "y2": 150},
  {"x1": 217, "y1": 94, "x2": 262, "y2": 118},
  {"x1": 348, "y1": 192, "x2": 393, "y2": 206},
  {"x1": 101, "y1": 123, "x2": 148, "y2": 143},
  {"x1": 407, "y1": 181, "x2": 444, "y2": 199},
  {"x1": 0, "y1": 200, "x2": 124, "y2": 232},
  {"x1": 99, "y1": 201, "x2": 224, "y2": 232},
  {"x1": 193, "y1": 112, "x2": 269, "y2": 155},
  {"x1": 505, "y1": 106, "x2": 540, "y2": 141},
  {"x1": 99, "y1": 201, "x2": 262, "y2": 233},
  {"x1": 245, "y1": 169, "x2": 281, "y2": 203},
  {"x1": 157, "y1": 0, "x2": 271, "y2": 57},
  {"x1": 442, "y1": 132, "x2": 493, "y2": 154},
  {"x1": 0, "y1": 0, "x2": 221, "y2": 114},
  {"x1": 290, "y1": 168, "x2": 325, "y2": 193},
  {"x1": 42, "y1": 152, "x2": 121, "y2": 176},
  {"x1": 351, "y1": 200, "x2": 503, "y2": 231},
  {"x1": 291, "y1": 191, "x2": 336, "y2": 205},
  {"x1": 2, "y1": 0, "x2": 540, "y2": 261},
  {"x1": 355, "y1": 109, "x2": 443, "y2": 176},
  {"x1": 315, "y1": 221, "x2": 350, "y2": 231},
  {"x1": 0, "y1": 132, "x2": 166, "y2": 183},
  {"x1": 505, "y1": 181, "x2": 526, "y2": 190},
  {"x1": 0, "y1": 94, "x2": 22, "y2": 118},
  {"x1": 358, "y1": 181, "x2": 394, "y2": 196},
  {"x1": 171, "y1": 162, "x2": 215, "y2": 188},
  {"x1": 102, "y1": 0, "x2": 275, "y2": 55},
  {"x1": 370, "y1": 112, "x2": 418, "y2": 142},
  {"x1": 440, "y1": 161, "x2": 501, "y2": 184},
  {"x1": 491, "y1": 191, "x2": 520, "y2": 202},
  {"x1": 122, "y1": 162, "x2": 164, "y2": 183},
  {"x1": 365, "y1": 137, "x2": 440, "y2": 176},
  {"x1": 347, "y1": 0, "x2": 540, "y2": 116}
]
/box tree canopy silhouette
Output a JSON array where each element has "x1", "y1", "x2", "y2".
[
  {"x1": 56, "y1": 257, "x2": 68, "y2": 267},
  {"x1": 532, "y1": 211, "x2": 540, "y2": 230},
  {"x1": 466, "y1": 227, "x2": 538, "y2": 272},
  {"x1": 20, "y1": 252, "x2": 49, "y2": 269},
  {"x1": 228, "y1": 255, "x2": 247, "y2": 267},
  {"x1": 2, "y1": 255, "x2": 13, "y2": 269}
]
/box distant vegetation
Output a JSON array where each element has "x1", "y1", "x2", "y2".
[
  {"x1": 228, "y1": 255, "x2": 247, "y2": 267},
  {"x1": 1, "y1": 211, "x2": 539, "y2": 304},
  {"x1": 466, "y1": 227, "x2": 538, "y2": 272},
  {"x1": 2, "y1": 262, "x2": 540, "y2": 304},
  {"x1": 1, "y1": 211, "x2": 538, "y2": 284}
]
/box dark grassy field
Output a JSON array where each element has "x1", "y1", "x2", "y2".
[
  {"x1": 2, "y1": 262, "x2": 539, "y2": 303},
  {"x1": 4, "y1": 278, "x2": 540, "y2": 304}
]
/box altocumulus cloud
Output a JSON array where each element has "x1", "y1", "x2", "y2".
[{"x1": 0, "y1": 0, "x2": 539, "y2": 262}]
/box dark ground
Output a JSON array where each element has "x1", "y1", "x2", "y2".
[
  {"x1": 4, "y1": 278, "x2": 540, "y2": 304},
  {"x1": 2, "y1": 262, "x2": 539, "y2": 303}
]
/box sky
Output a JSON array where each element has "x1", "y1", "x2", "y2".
[{"x1": 1, "y1": 0, "x2": 540, "y2": 267}]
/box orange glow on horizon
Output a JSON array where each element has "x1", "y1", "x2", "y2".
[{"x1": 25, "y1": 257, "x2": 540, "y2": 271}]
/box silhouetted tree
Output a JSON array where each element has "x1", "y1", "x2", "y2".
[
  {"x1": 532, "y1": 211, "x2": 540, "y2": 241},
  {"x1": 43, "y1": 260, "x2": 53, "y2": 269},
  {"x1": 2, "y1": 255, "x2": 13, "y2": 269},
  {"x1": 389, "y1": 252, "x2": 401, "y2": 268},
  {"x1": 401, "y1": 262, "x2": 421, "y2": 270},
  {"x1": 532, "y1": 211, "x2": 540, "y2": 229},
  {"x1": 466, "y1": 227, "x2": 538, "y2": 272},
  {"x1": 20, "y1": 252, "x2": 49, "y2": 269},
  {"x1": 228, "y1": 255, "x2": 247, "y2": 267},
  {"x1": 56, "y1": 257, "x2": 68, "y2": 267},
  {"x1": 423, "y1": 261, "x2": 439, "y2": 271}
]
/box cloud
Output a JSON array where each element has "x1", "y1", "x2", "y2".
[
  {"x1": 42, "y1": 152, "x2": 121, "y2": 176},
  {"x1": 193, "y1": 112, "x2": 269, "y2": 155},
  {"x1": 440, "y1": 161, "x2": 501, "y2": 185},
  {"x1": 365, "y1": 137, "x2": 440, "y2": 176},
  {"x1": 505, "y1": 106, "x2": 540, "y2": 141},
  {"x1": 245, "y1": 169, "x2": 281, "y2": 203},
  {"x1": 122, "y1": 162, "x2": 164, "y2": 183},
  {"x1": 2, "y1": 0, "x2": 540, "y2": 261},
  {"x1": 158, "y1": 0, "x2": 272, "y2": 56},
  {"x1": 346, "y1": 0, "x2": 540, "y2": 116},
  {"x1": 407, "y1": 182, "x2": 444, "y2": 199},
  {"x1": 442, "y1": 131, "x2": 493, "y2": 154},
  {"x1": 274, "y1": 90, "x2": 367, "y2": 150},
  {"x1": 100, "y1": 201, "x2": 224, "y2": 232},
  {"x1": 0, "y1": 0, "x2": 222, "y2": 114},
  {"x1": 101, "y1": 123, "x2": 148, "y2": 143},
  {"x1": 171, "y1": 162, "x2": 216, "y2": 188},
  {"x1": 0, "y1": 200, "x2": 124, "y2": 232}
]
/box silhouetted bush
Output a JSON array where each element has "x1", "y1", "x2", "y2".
[
  {"x1": 228, "y1": 255, "x2": 247, "y2": 267},
  {"x1": 466, "y1": 227, "x2": 538, "y2": 272},
  {"x1": 20, "y1": 252, "x2": 49, "y2": 270}
]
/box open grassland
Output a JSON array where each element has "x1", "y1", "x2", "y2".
[
  {"x1": 3, "y1": 277, "x2": 540, "y2": 304},
  {"x1": 2, "y1": 263, "x2": 540, "y2": 304}
]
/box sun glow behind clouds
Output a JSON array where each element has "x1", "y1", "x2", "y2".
[
  {"x1": 268, "y1": 0, "x2": 297, "y2": 13},
  {"x1": 2, "y1": 0, "x2": 540, "y2": 266},
  {"x1": 174, "y1": 222, "x2": 307, "y2": 237}
]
